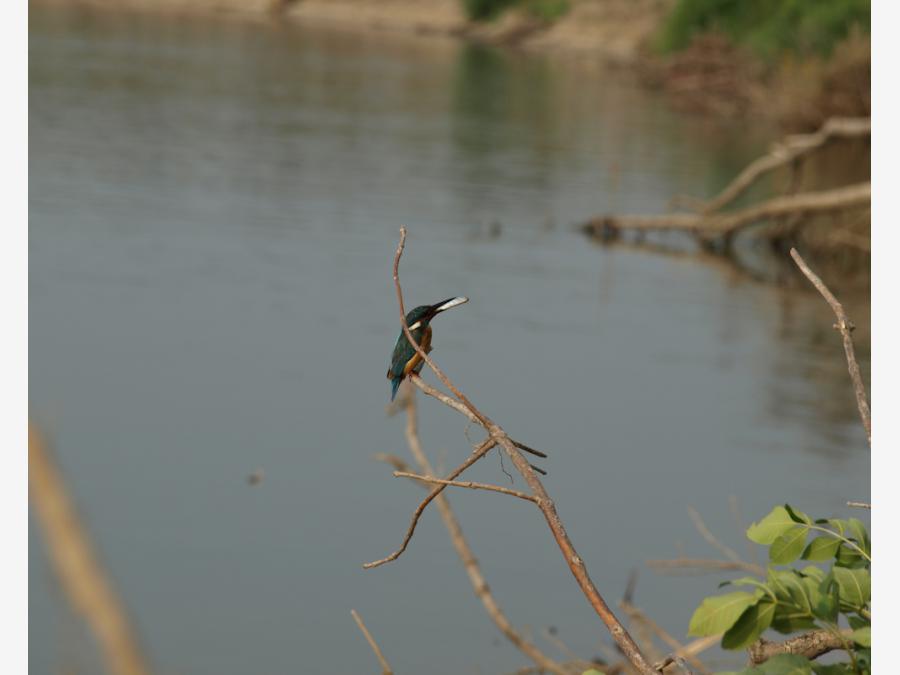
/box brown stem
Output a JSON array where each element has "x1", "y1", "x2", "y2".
[
  {"x1": 350, "y1": 609, "x2": 393, "y2": 675},
  {"x1": 392, "y1": 471, "x2": 542, "y2": 504},
  {"x1": 789, "y1": 248, "x2": 871, "y2": 443},
  {"x1": 369, "y1": 227, "x2": 659, "y2": 675},
  {"x1": 398, "y1": 392, "x2": 570, "y2": 675},
  {"x1": 29, "y1": 425, "x2": 152, "y2": 675},
  {"x1": 749, "y1": 629, "x2": 853, "y2": 665},
  {"x1": 363, "y1": 437, "x2": 496, "y2": 569}
]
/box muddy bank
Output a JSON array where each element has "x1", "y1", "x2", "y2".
[{"x1": 30, "y1": 0, "x2": 675, "y2": 65}]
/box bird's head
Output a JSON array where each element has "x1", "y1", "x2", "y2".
[{"x1": 404, "y1": 296, "x2": 469, "y2": 331}]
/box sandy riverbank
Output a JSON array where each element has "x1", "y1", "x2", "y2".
[{"x1": 30, "y1": 0, "x2": 675, "y2": 65}]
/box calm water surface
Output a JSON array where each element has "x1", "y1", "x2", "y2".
[{"x1": 30, "y1": 8, "x2": 870, "y2": 674}]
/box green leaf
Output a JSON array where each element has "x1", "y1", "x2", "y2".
[
  {"x1": 833, "y1": 566, "x2": 870, "y2": 609},
  {"x1": 770, "y1": 607, "x2": 817, "y2": 633},
  {"x1": 784, "y1": 504, "x2": 812, "y2": 525},
  {"x1": 688, "y1": 591, "x2": 757, "y2": 637},
  {"x1": 811, "y1": 664, "x2": 855, "y2": 675},
  {"x1": 800, "y1": 566, "x2": 826, "y2": 581},
  {"x1": 847, "y1": 615, "x2": 868, "y2": 630},
  {"x1": 812, "y1": 574, "x2": 838, "y2": 623},
  {"x1": 770, "y1": 526, "x2": 809, "y2": 564},
  {"x1": 751, "y1": 653, "x2": 813, "y2": 674},
  {"x1": 581, "y1": 671, "x2": 605, "y2": 675},
  {"x1": 768, "y1": 569, "x2": 812, "y2": 614},
  {"x1": 847, "y1": 518, "x2": 870, "y2": 556},
  {"x1": 828, "y1": 519, "x2": 848, "y2": 536},
  {"x1": 851, "y1": 626, "x2": 871, "y2": 647},
  {"x1": 834, "y1": 543, "x2": 865, "y2": 568},
  {"x1": 748, "y1": 507, "x2": 799, "y2": 545},
  {"x1": 801, "y1": 536, "x2": 841, "y2": 562},
  {"x1": 722, "y1": 598, "x2": 776, "y2": 650}
]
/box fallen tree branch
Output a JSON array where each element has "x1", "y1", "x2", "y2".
[
  {"x1": 365, "y1": 227, "x2": 660, "y2": 675},
  {"x1": 789, "y1": 248, "x2": 871, "y2": 443},
  {"x1": 695, "y1": 117, "x2": 870, "y2": 214},
  {"x1": 748, "y1": 629, "x2": 853, "y2": 665},
  {"x1": 584, "y1": 183, "x2": 870, "y2": 240},
  {"x1": 350, "y1": 609, "x2": 393, "y2": 675}
]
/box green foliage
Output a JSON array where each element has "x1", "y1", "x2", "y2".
[
  {"x1": 463, "y1": 0, "x2": 517, "y2": 21},
  {"x1": 461, "y1": 0, "x2": 569, "y2": 22},
  {"x1": 688, "y1": 504, "x2": 870, "y2": 675},
  {"x1": 657, "y1": 0, "x2": 870, "y2": 59},
  {"x1": 523, "y1": 0, "x2": 569, "y2": 22}
]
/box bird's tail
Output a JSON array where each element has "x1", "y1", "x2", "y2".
[{"x1": 390, "y1": 377, "x2": 402, "y2": 401}]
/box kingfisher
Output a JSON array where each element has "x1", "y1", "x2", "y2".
[{"x1": 387, "y1": 297, "x2": 469, "y2": 401}]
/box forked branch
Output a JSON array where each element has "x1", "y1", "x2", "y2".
[{"x1": 364, "y1": 227, "x2": 659, "y2": 675}]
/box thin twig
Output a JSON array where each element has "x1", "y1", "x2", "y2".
[
  {"x1": 396, "y1": 392, "x2": 570, "y2": 675},
  {"x1": 393, "y1": 471, "x2": 541, "y2": 505},
  {"x1": 364, "y1": 437, "x2": 496, "y2": 569},
  {"x1": 647, "y1": 558, "x2": 766, "y2": 577},
  {"x1": 846, "y1": 501, "x2": 871, "y2": 510},
  {"x1": 350, "y1": 609, "x2": 394, "y2": 675},
  {"x1": 367, "y1": 227, "x2": 659, "y2": 675},
  {"x1": 789, "y1": 248, "x2": 871, "y2": 443},
  {"x1": 686, "y1": 506, "x2": 742, "y2": 563}
]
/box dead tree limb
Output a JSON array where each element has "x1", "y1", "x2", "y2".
[
  {"x1": 748, "y1": 630, "x2": 853, "y2": 665},
  {"x1": 584, "y1": 183, "x2": 870, "y2": 240},
  {"x1": 789, "y1": 248, "x2": 871, "y2": 443},
  {"x1": 365, "y1": 227, "x2": 660, "y2": 675},
  {"x1": 350, "y1": 609, "x2": 393, "y2": 675},
  {"x1": 29, "y1": 425, "x2": 152, "y2": 675},
  {"x1": 695, "y1": 117, "x2": 870, "y2": 214}
]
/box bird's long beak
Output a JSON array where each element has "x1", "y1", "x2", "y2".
[{"x1": 432, "y1": 296, "x2": 469, "y2": 314}]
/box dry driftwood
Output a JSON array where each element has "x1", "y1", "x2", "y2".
[{"x1": 583, "y1": 116, "x2": 870, "y2": 246}]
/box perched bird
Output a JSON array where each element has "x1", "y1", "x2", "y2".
[{"x1": 387, "y1": 297, "x2": 469, "y2": 401}]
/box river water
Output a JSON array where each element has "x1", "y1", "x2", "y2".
[{"x1": 29, "y1": 7, "x2": 870, "y2": 674}]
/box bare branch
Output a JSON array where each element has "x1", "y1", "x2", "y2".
[
  {"x1": 393, "y1": 471, "x2": 542, "y2": 505},
  {"x1": 789, "y1": 248, "x2": 871, "y2": 443},
  {"x1": 697, "y1": 117, "x2": 870, "y2": 214},
  {"x1": 367, "y1": 228, "x2": 660, "y2": 675},
  {"x1": 686, "y1": 506, "x2": 742, "y2": 563},
  {"x1": 398, "y1": 392, "x2": 569, "y2": 675},
  {"x1": 584, "y1": 182, "x2": 870, "y2": 240},
  {"x1": 350, "y1": 609, "x2": 393, "y2": 675},
  {"x1": 749, "y1": 630, "x2": 853, "y2": 665},
  {"x1": 647, "y1": 558, "x2": 766, "y2": 577},
  {"x1": 846, "y1": 501, "x2": 871, "y2": 510},
  {"x1": 364, "y1": 437, "x2": 497, "y2": 569}
]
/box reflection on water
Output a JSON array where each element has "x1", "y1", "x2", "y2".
[{"x1": 30, "y1": 7, "x2": 869, "y2": 675}]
